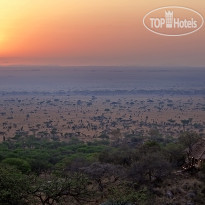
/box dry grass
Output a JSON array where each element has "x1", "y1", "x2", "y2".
[{"x1": 0, "y1": 95, "x2": 204, "y2": 142}]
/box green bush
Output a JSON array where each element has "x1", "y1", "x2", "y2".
[
  {"x1": 2, "y1": 158, "x2": 31, "y2": 174},
  {"x1": 0, "y1": 165, "x2": 30, "y2": 204}
]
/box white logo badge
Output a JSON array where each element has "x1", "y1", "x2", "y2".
[{"x1": 143, "y1": 6, "x2": 204, "y2": 36}]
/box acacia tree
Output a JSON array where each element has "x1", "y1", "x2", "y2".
[
  {"x1": 129, "y1": 152, "x2": 171, "y2": 183},
  {"x1": 163, "y1": 143, "x2": 185, "y2": 167},
  {"x1": 29, "y1": 172, "x2": 92, "y2": 205},
  {"x1": 82, "y1": 162, "x2": 124, "y2": 197},
  {"x1": 178, "y1": 131, "x2": 201, "y2": 153}
]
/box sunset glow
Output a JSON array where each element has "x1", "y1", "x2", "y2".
[{"x1": 0, "y1": 0, "x2": 204, "y2": 66}]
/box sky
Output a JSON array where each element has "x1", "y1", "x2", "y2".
[{"x1": 0, "y1": 0, "x2": 204, "y2": 67}]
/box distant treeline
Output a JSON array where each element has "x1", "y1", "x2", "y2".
[{"x1": 1, "y1": 89, "x2": 205, "y2": 96}]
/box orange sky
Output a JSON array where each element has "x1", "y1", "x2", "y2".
[{"x1": 0, "y1": 0, "x2": 204, "y2": 66}]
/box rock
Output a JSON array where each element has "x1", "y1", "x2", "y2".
[
  {"x1": 187, "y1": 191, "x2": 196, "y2": 198},
  {"x1": 166, "y1": 190, "x2": 174, "y2": 198}
]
